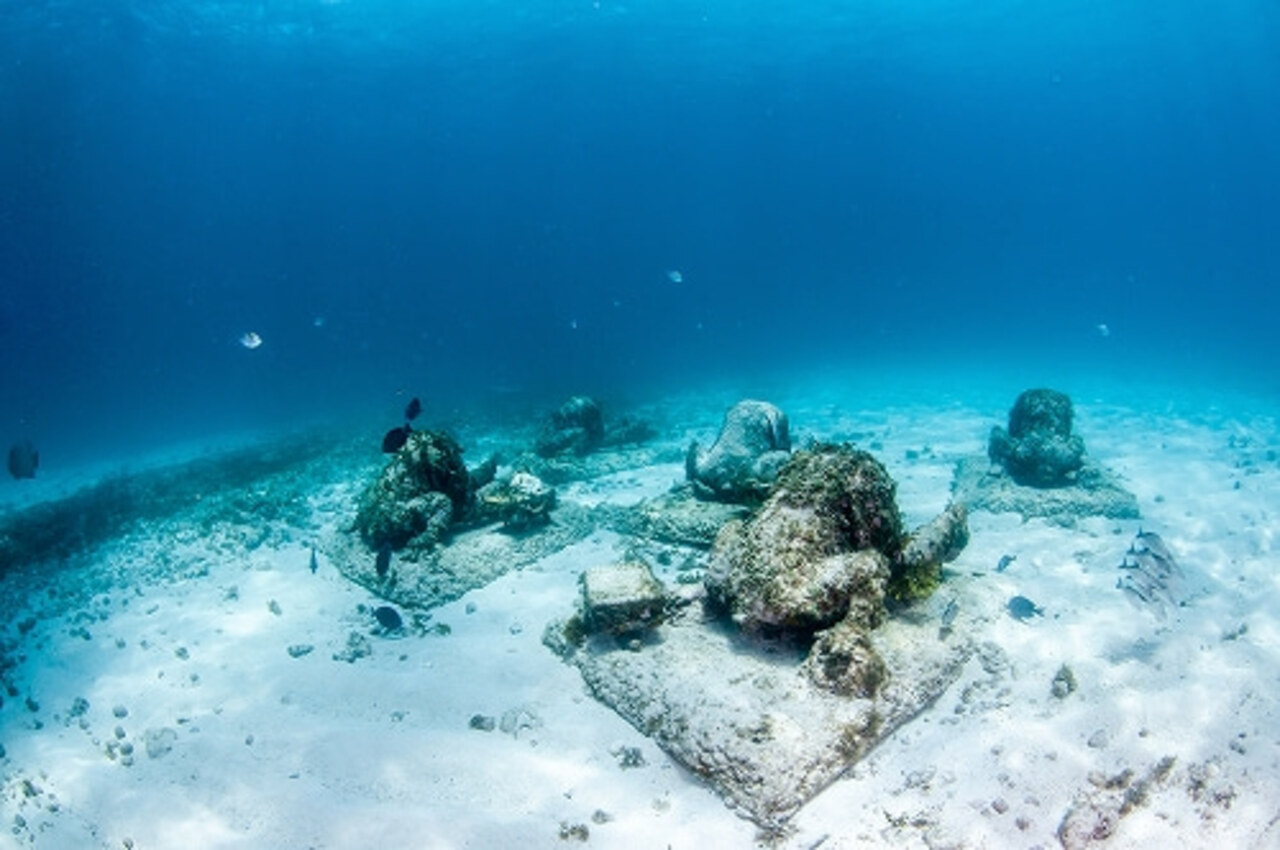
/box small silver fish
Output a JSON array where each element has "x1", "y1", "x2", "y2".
[
  {"x1": 1133, "y1": 529, "x2": 1176, "y2": 566},
  {"x1": 1129, "y1": 550, "x2": 1178, "y2": 580},
  {"x1": 941, "y1": 599, "x2": 959, "y2": 628}
]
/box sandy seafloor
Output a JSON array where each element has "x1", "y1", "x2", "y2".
[{"x1": 1, "y1": 367, "x2": 1279, "y2": 849}]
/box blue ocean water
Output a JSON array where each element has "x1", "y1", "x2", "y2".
[{"x1": 2, "y1": 0, "x2": 1278, "y2": 470}]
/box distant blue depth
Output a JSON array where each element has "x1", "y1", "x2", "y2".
[{"x1": 2, "y1": 1, "x2": 1278, "y2": 466}]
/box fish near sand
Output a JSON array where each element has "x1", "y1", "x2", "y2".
[
  {"x1": 382, "y1": 425, "x2": 412, "y2": 453},
  {"x1": 1118, "y1": 528, "x2": 1184, "y2": 617},
  {"x1": 1007, "y1": 595, "x2": 1044, "y2": 621},
  {"x1": 941, "y1": 599, "x2": 959, "y2": 628},
  {"x1": 7, "y1": 440, "x2": 38, "y2": 479},
  {"x1": 996, "y1": 554, "x2": 1017, "y2": 573},
  {"x1": 373, "y1": 605, "x2": 403, "y2": 632},
  {"x1": 404, "y1": 397, "x2": 422, "y2": 422},
  {"x1": 309, "y1": 546, "x2": 319, "y2": 575},
  {"x1": 1132, "y1": 528, "x2": 1176, "y2": 566}
]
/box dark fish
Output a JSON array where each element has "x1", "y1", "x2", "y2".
[
  {"x1": 373, "y1": 605, "x2": 403, "y2": 631},
  {"x1": 7, "y1": 440, "x2": 38, "y2": 479},
  {"x1": 941, "y1": 598, "x2": 959, "y2": 628},
  {"x1": 404, "y1": 397, "x2": 422, "y2": 422},
  {"x1": 309, "y1": 546, "x2": 319, "y2": 575},
  {"x1": 1007, "y1": 595, "x2": 1044, "y2": 621},
  {"x1": 375, "y1": 544, "x2": 392, "y2": 579},
  {"x1": 996, "y1": 554, "x2": 1017, "y2": 573},
  {"x1": 382, "y1": 425, "x2": 412, "y2": 453}
]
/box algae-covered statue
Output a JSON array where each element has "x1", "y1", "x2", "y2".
[
  {"x1": 707, "y1": 443, "x2": 969, "y2": 697},
  {"x1": 353, "y1": 429, "x2": 477, "y2": 553},
  {"x1": 987, "y1": 388, "x2": 1085, "y2": 487},
  {"x1": 953, "y1": 387, "x2": 1139, "y2": 524},
  {"x1": 535, "y1": 396, "x2": 605, "y2": 458},
  {"x1": 706, "y1": 444, "x2": 968, "y2": 642},
  {"x1": 474, "y1": 471, "x2": 557, "y2": 532},
  {"x1": 686, "y1": 399, "x2": 792, "y2": 502},
  {"x1": 547, "y1": 441, "x2": 972, "y2": 829}
]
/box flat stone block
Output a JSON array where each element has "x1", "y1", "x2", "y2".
[{"x1": 581, "y1": 563, "x2": 666, "y2": 634}]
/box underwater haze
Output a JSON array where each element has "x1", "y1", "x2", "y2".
[{"x1": 3, "y1": 0, "x2": 1278, "y2": 468}]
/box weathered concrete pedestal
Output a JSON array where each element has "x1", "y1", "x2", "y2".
[{"x1": 550, "y1": 601, "x2": 971, "y2": 830}]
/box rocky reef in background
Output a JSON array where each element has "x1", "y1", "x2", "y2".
[
  {"x1": 0, "y1": 433, "x2": 347, "y2": 575},
  {"x1": 519, "y1": 395, "x2": 662, "y2": 484}
]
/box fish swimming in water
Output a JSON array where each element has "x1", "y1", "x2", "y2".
[
  {"x1": 996, "y1": 554, "x2": 1017, "y2": 573},
  {"x1": 1007, "y1": 595, "x2": 1044, "y2": 621},
  {"x1": 7, "y1": 440, "x2": 38, "y2": 479},
  {"x1": 941, "y1": 598, "x2": 959, "y2": 628},
  {"x1": 239, "y1": 331, "x2": 263, "y2": 349},
  {"x1": 380, "y1": 397, "x2": 422, "y2": 452},
  {"x1": 309, "y1": 546, "x2": 319, "y2": 575},
  {"x1": 382, "y1": 425, "x2": 412, "y2": 453},
  {"x1": 375, "y1": 544, "x2": 392, "y2": 579},
  {"x1": 1118, "y1": 529, "x2": 1183, "y2": 618},
  {"x1": 1132, "y1": 528, "x2": 1176, "y2": 565},
  {"x1": 373, "y1": 605, "x2": 403, "y2": 632}
]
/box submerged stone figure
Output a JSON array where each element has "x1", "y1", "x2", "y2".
[
  {"x1": 686, "y1": 399, "x2": 791, "y2": 503},
  {"x1": 354, "y1": 429, "x2": 475, "y2": 553},
  {"x1": 954, "y1": 387, "x2": 1139, "y2": 523},
  {"x1": 535, "y1": 396, "x2": 605, "y2": 458},
  {"x1": 475, "y1": 471, "x2": 557, "y2": 532},
  {"x1": 549, "y1": 444, "x2": 973, "y2": 829},
  {"x1": 988, "y1": 388, "x2": 1086, "y2": 487},
  {"x1": 705, "y1": 443, "x2": 967, "y2": 643}
]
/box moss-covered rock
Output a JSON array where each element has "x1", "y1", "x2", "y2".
[{"x1": 705, "y1": 442, "x2": 968, "y2": 634}]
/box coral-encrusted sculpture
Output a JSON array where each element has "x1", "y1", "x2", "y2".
[
  {"x1": 705, "y1": 443, "x2": 969, "y2": 696},
  {"x1": 535, "y1": 396, "x2": 605, "y2": 458},
  {"x1": 988, "y1": 388, "x2": 1086, "y2": 487},
  {"x1": 475, "y1": 471, "x2": 557, "y2": 532},
  {"x1": 686, "y1": 399, "x2": 791, "y2": 503},
  {"x1": 354, "y1": 429, "x2": 474, "y2": 552},
  {"x1": 704, "y1": 444, "x2": 903, "y2": 634}
]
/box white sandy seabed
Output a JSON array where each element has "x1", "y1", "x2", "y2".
[{"x1": 1, "y1": 380, "x2": 1278, "y2": 850}]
